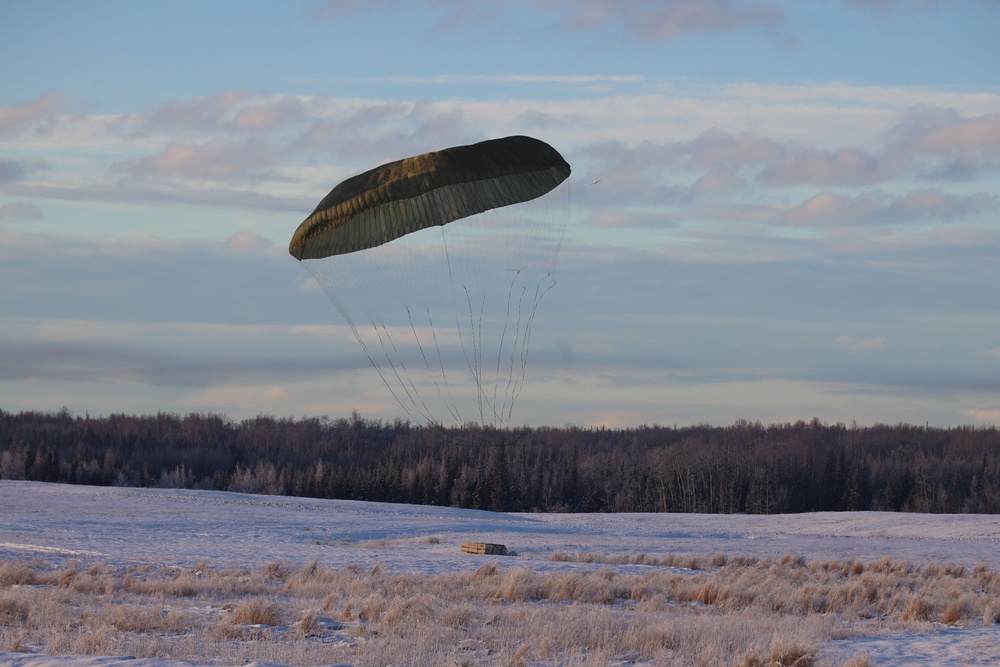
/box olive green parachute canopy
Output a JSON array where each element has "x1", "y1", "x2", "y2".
[{"x1": 289, "y1": 135, "x2": 571, "y2": 260}]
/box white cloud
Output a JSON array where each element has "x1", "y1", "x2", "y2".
[
  {"x1": 0, "y1": 158, "x2": 47, "y2": 187},
  {"x1": 965, "y1": 408, "x2": 1000, "y2": 422},
  {"x1": 758, "y1": 146, "x2": 889, "y2": 186},
  {"x1": 121, "y1": 90, "x2": 249, "y2": 134},
  {"x1": 6, "y1": 179, "x2": 307, "y2": 216},
  {"x1": 778, "y1": 192, "x2": 858, "y2": 225},
  {"x1": 842, "y1": 0, "x2": 934, "y2": 12},
  {"x1": 886, "y1": 108, "x2": 1000, "y2": 179},
  {"x1": 314, "y1": 0, "x2": 398, "y2": 18},
  {"x1": 834, "y1": 335, "x2": 887, "y2": 353},
  {"x1": 689, "y1": 170, "x2": 746, "y2": 198},
  {"x1": 0, "y1": 201, "x2": 43, "y2": 220},
  {"x1": 222, "y1": 231, "x2": 278, "y2": 255},
  {"x1": 328, "y1": 74, "x2": 645, "y2": 86},
  {"x1": 911, "y1": 112, "x2": 1000, "y2": 153},
  {"x1": 583, "y1": 208, "x2": 676, "y2": 229},
  {"x1": 0, "y1": 90, "x2": 73, "y2": 136},
  {"x1": 316, "y1": 0, "x2": 791, "y2": 44},
  {"x1": 4, "y1": 85, "x2": 999, "y2": 263},
  {"x1": 548, "y1": 0, "x2": 788, "y2": 42},
  {"x1": 775, "y1": 189, "x2": 995, "y2": 227},
  {"x1": 887, "y1": 189, "x2": 994, "y2": 220},
  {"x1": 120, "y1": 92, "x2": 310, "y2": 137},
  {"x1": 118, "y1": 139, "x2": 282, "y2": 181}
]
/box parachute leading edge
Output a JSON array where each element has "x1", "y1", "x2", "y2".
[{"x1": 289, "y1": 135, "x2": 571, "y2": 260}]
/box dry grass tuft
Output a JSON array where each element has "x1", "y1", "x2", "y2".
[
  {"x1": 739, "y1": 636, "x2": 816, "y2": 667},
  {"x1": 380, "y1": 593, "x2": 436, "y2": 630},
  {"x1": 72, "y1": 626, "x2": 115, "y2": 655},
  {"x1": 209, "y1": 617, "x2": 246, "y2": 641},
  {"x1": 984, "y1": 603, "x2": 1000, "y2": 627},
  {"x1": 473, "y1": 561, "x2": 499, "y2": 579},
  {"x1": 230, "y1": 598, "x2": 284, "y2": 626},
  {"x1": 294, "y1": 609, "x2": 321, "y2": 638},
  {"x1": 0, "y1": 627, "x2": 29, "y2": 652},
  {"x1": 509, "y1": 642, "x2": 534, "y2": 667},
  {"x1": 901, "y1": 595, "x2": 930, "y2": 622},
  {"x1": 696, "y1": 581, "x2": 720, "y2": 605},
  {"x1": 261, "y1": 561, "x2": 290, "y2": 582},
  {"x1": 358, "y1": 593, "x2": 386, "y2": 622},
  {"x1": 941, "y1": 596, "x2": 972, "y2": 625},
  {"x1": 781, "y1": 553, "x2": 807, "y2": 568},
  {"x1": 108, "y1": 604, "x2": 163, "y2": 632},
  {"x1": 0, "y1": 592, "x2": 32, "y2": 625},
  {"x1": 495, "y1": 568, "x2": 543, "y2": 602},
  {"x1": 57, "y1": 567, "x2": 77, "y2": 588},
  {"x1": 0, "y1": 560, "x2": 38, "y2": 586}
]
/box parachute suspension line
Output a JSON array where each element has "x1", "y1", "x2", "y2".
[
  {"x1": 304, "y1": 260, "x2": 424, "y2": 423},
  {"x1": 410, "y1": 305, "x2": 465, "y2": 426},
  {"x1": 438, "y1": 225, "x2": 475, "y2": 427},
  {"x1": 500, "y1": 273, "x2": 533, "y2": 426},
  {"x1": 348, "y1": 321, "x2": 414, "y2": 420},
  {"x1": 497, "y1": 269, "x2": 539, "y2": 427},
  {"x1": 362, "y1": 330, "x2": 417, "y2": 420},
  {"x1": 492, "y1": 272, "x2": 513, "y2": 428},
  {"x1": 501, "y1": 182, "x2": 570, "y2": 425},
  {"x1": 370, "y1": 318, "x2": 428, "y2": 422},
  {"x1": 493, "y1": 268, "x2": 521, "y2": 429},
  {"x1": 498, "y1": 184, "x2": 569, "y2": 427},
  {"x1": 461, "y1": 285, "x2": 488, "y2": 427},
  {"x1": 394, "y1": 307, "x2": 443, "y2": 423},
  {"x1": 477, "y1": 293, "x2": 492, "y2": 425},
  {"x1": 542, "y1": 176, "x2": 570, "y2": 275},
  {"x1": 508, "y1": 268, "x2": 557, "y2": 422},
  {"x1": 442, "y1": 225, "x2": 491, "y2": 427},
  {"x1": 351, "y1": 298, "x2": 449, "y2": 426}
]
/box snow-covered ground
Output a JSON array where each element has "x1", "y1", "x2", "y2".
[{"x1": 1, "y1": 480, "x2": 999, "y2": 666}]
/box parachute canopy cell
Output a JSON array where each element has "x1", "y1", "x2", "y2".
[{"x1": 288, "y1": 135, "x2": 571, "y2": 260}]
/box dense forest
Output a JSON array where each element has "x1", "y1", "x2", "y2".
[{"x1": 2, "y1": 408, "x2": 999, "y2": 514}]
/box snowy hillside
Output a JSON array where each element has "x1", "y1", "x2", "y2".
[
  {"x1": 4, "y1": 481, "x2": 1000, "y2": 573},
  {"x1": 1, "y1": 481, "x2": 999, "y2": 666}
]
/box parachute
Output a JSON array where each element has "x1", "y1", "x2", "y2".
[
  {"x1": 291, "y1": 135, "x2": 571, "y2": 430},
  {"x1": 290, "y1": 136, "x2": 570, "y2": 260}
]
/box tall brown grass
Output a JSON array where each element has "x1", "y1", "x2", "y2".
[{"x1": 1, "y1": 552, "x2": 995, "y2": 666}]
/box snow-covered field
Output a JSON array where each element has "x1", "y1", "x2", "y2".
[{"x1": 1, "y1": 480, "x2": 999, "y2": 666}]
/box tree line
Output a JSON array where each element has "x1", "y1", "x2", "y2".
[{"x1": 1, "y1": 408, "x2": 998, "y2": 514}]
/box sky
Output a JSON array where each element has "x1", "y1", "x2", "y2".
[{"x1": 1, "y1": 0, "x2": 999, "y2": 429}]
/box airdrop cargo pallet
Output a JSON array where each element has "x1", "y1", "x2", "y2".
[{"x1": 460, "y1": 542, "x2": 508, "y2": 556}]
